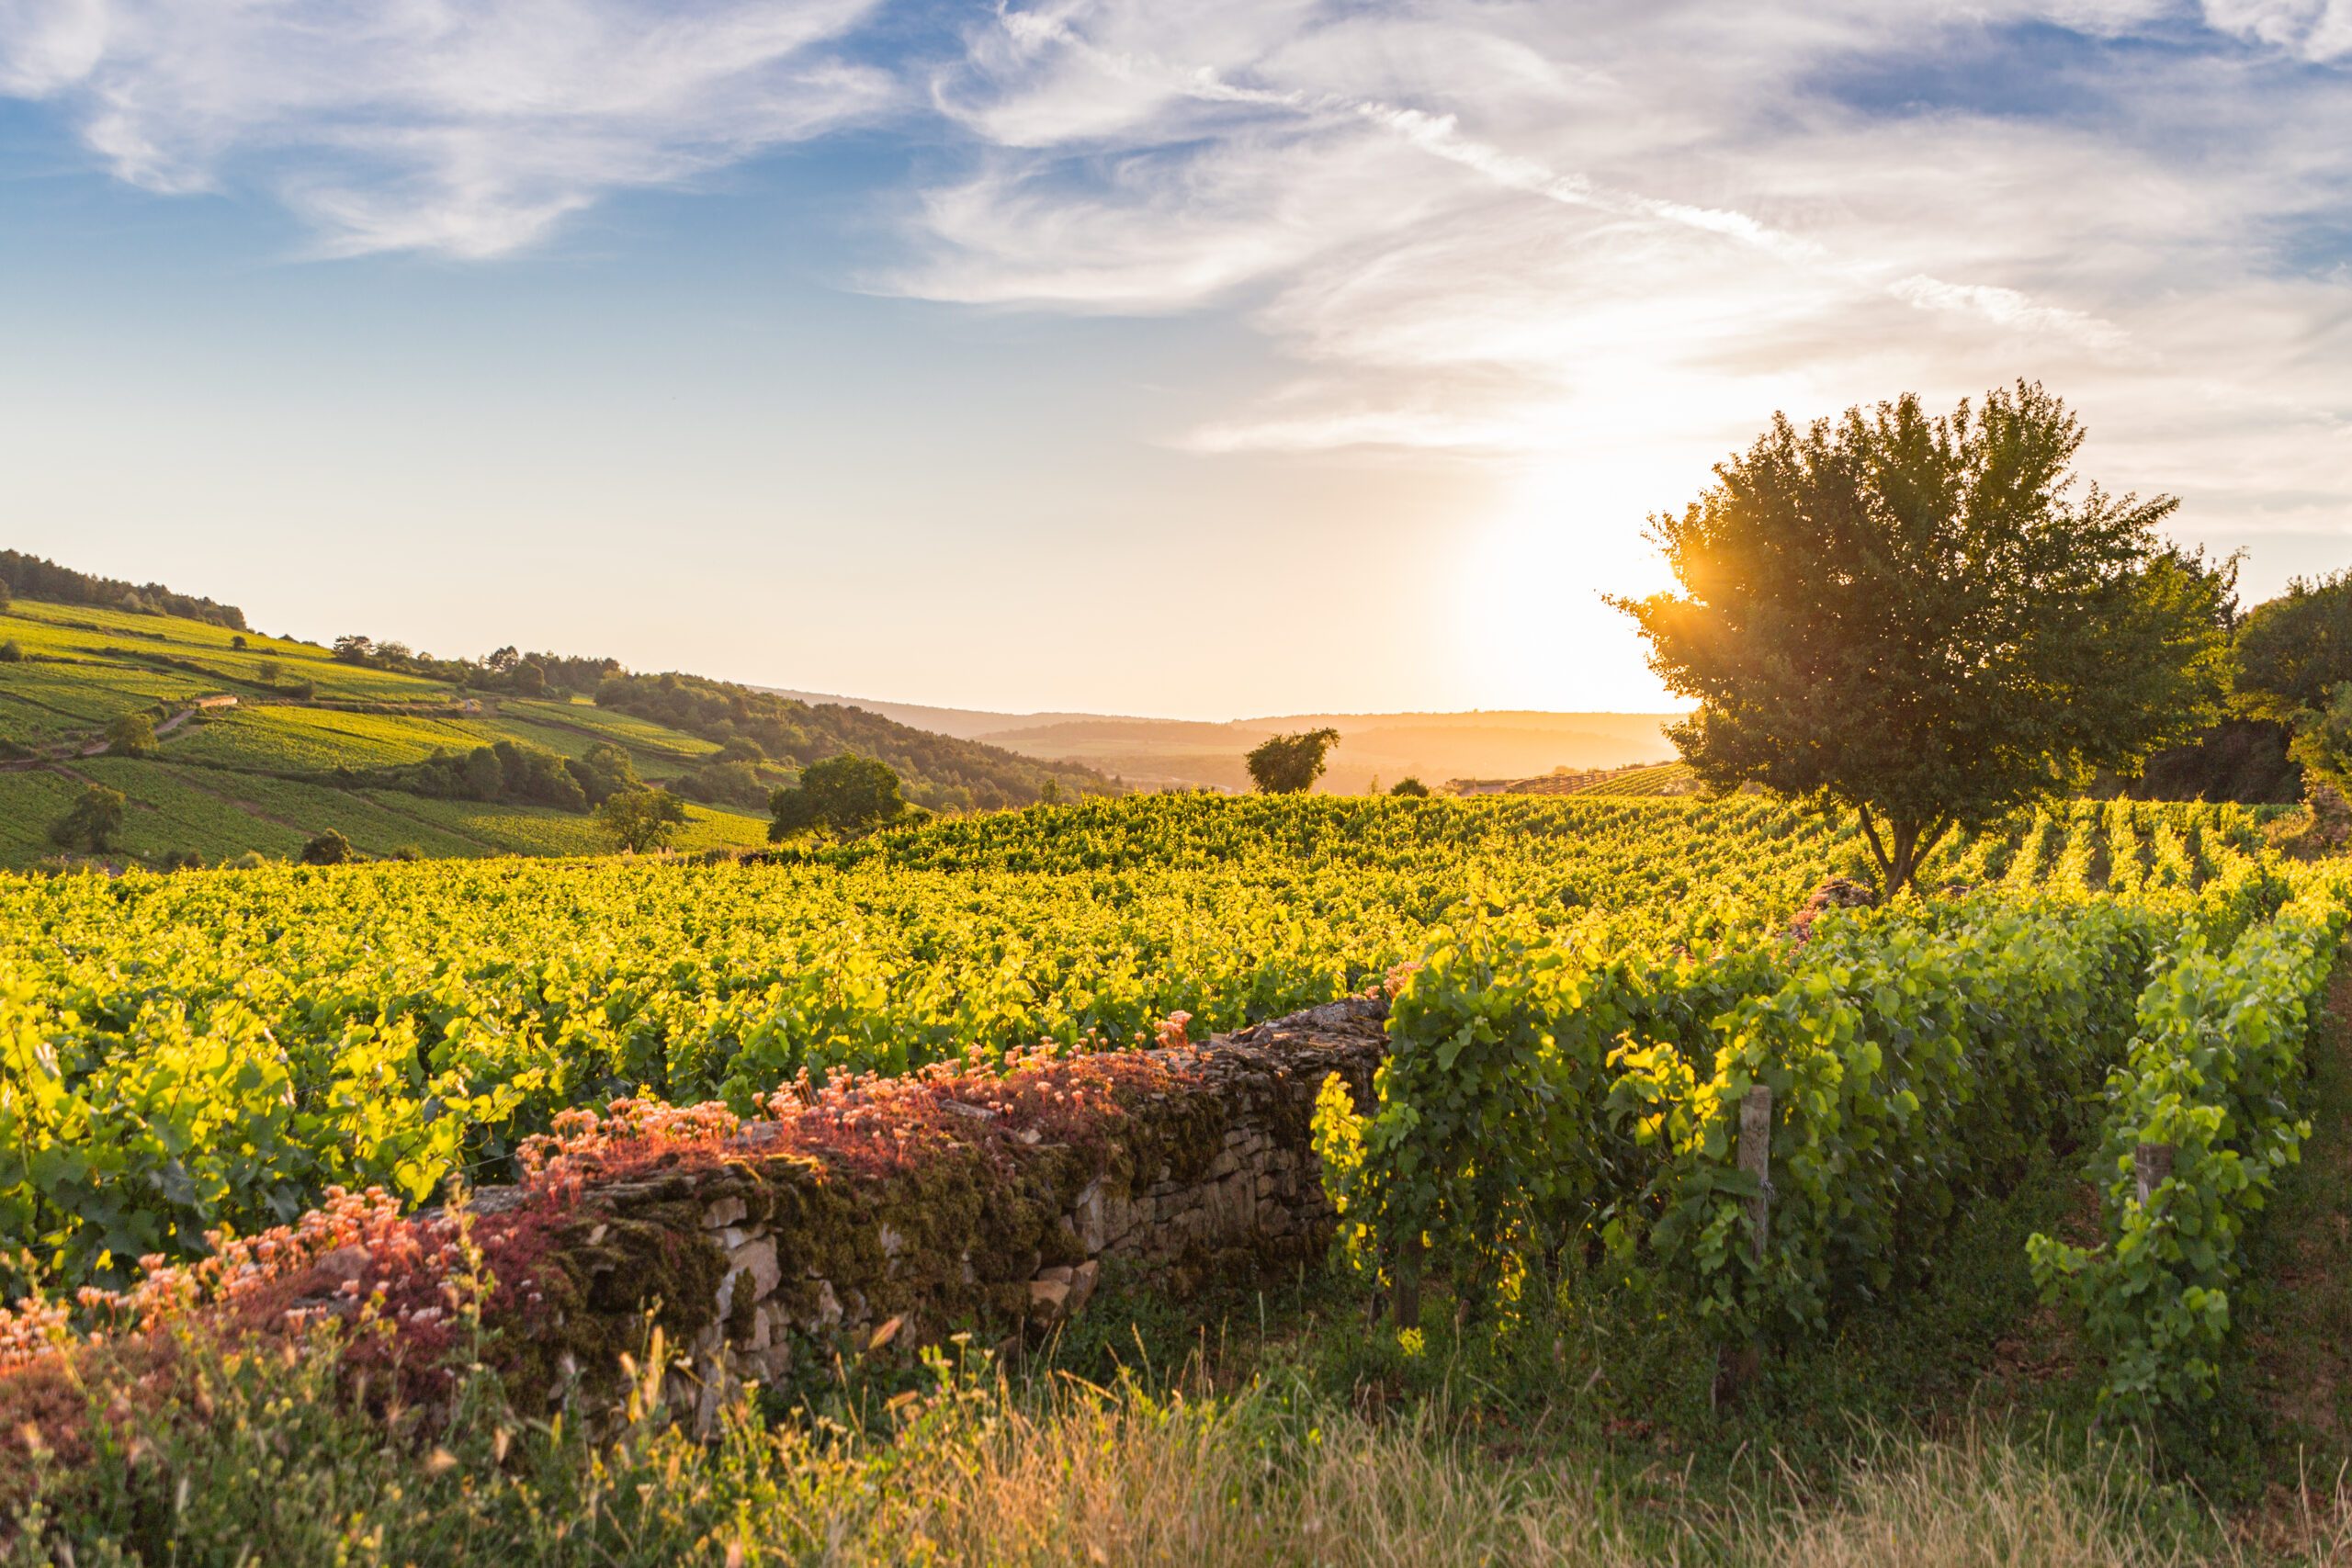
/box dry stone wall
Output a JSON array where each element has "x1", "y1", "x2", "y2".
[{"x1": 519, "y1": 998, "x2": 1387, "y2": 1432}]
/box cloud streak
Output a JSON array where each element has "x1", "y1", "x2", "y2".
[{"x1": 0, "y1": 0, "x2": 894, "y2": 257}]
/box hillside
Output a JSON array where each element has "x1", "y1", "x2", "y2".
[
  {"x1": 0, "y1": 586, "x2": 1110, "y2": 869},
  {"x1": 769, "y1": 688, "x2": 1683, "y2": 793}
]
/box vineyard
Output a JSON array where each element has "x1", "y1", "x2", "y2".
[{"x1": 5, "y1": 787, "x2": 2351, "y2": 1553}]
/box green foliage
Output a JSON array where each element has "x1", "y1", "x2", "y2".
[
  {"x1": 1246, "y1": 728, "x2": 1340, "y2": 794},
  {"x1": 2029, "y1": 880, "x2": 2347, "y2": 1417},
  {"x1": 769, "y1": 754, "x2": 919, "y2": 841},
  {"x1": 1388, "y1": 776, "x2": 1430, "y2": 798},
  {"x1": 0, "y1": 639, "x2": 22, "y2": 663},
  {"x1": 300, "y1": 829, "x2": 353, "y2": 865},
  {"x1": 596, "y1": 668, "x2": 1103, "y2": 811},
  {"x1": 47, "y1": 785, "x2": 126, "y2": 853},
  {"x1": 106, "y1": 711, "x2": 158, "y2": 758},
  {"x1": 1325, "y1": 822, "x2": 2290, "y2": 1354},
  {"x1": 0, "y1": 547, "x2": 244, "y2": 627},
  {"x1": 2286, "y1": 682, "x2": 2352, "y2": 793},
  {"x1": 1618, "y1": 383, "x2": 2233, "y2": 893},
  {"x1": 2233, "y1": 570, "x2": 2352, "y2": 721},
  {"x1": 597, "y1": 786, "x2": 689, "y2": 852}
]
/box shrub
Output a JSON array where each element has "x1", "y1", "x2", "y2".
[
  {"x1": 106, "y1": 712, "x2": 158, "y2": 758},
  {"x1": 300, "y1": 829, "x2": 353, "y2": 866},
  {"x1": 48, "y1": 785, "x2": 128, "y2": 852},
  {"x1": 598, "y1": 788, "x2": 689, "y2": 852},
  {"x1": 0, "y1": 639, "x2": 23, "y2": 663},
  {"x1": 1389, "y1": 777, "x2": 1430, "y2": 798},
  {"x1": 1246, "y1": 729, "x2": 1340, "y2": 795}
]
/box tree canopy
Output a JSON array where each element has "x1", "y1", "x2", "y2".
[
  {"x1": 598, "y1": 787, "x2": 690, "y2": 852},
  {"x1": 1246, "y1": 729, "x2": 1341, "y2": 795},
  {"x1": 1617, "y1": 382, "x2": 2233, "y2": 895},
  {"x1": 49, "y1": 786, "x2": 127, "y2": 853},
  {"x1": 2233, "y1": 570, "x2": 2352, "y2": 721},
  {"x1": 768, "y1": 755, "x2": 920, "y2": 841}
]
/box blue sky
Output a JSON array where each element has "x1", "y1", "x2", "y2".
[{"x1": 2, "y1": 1, "x2": 2348, "y2": 718}]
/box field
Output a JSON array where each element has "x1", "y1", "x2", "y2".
[
  {"x1": 0, "y1": 597, "x2": 780, "y2": 866},
  {"x1": 6, "y1": 790, "x2": 2350, "y2": 1560}
]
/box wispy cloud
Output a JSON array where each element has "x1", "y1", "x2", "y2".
[
  {"x1": 890, "y1": 0, "x2": 2352, "y2": 555},
  {"x1": 0, "y1": 0, "x2": 895, "y2": 257}
]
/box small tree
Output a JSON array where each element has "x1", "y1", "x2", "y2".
[
  {"x1": 599, "y1": 787, "x2": 689, "y2": 852},
  {"x1": 1617, "y1": 383, "x2": 2232, "y2": 896},
  {"x1": 50, "y1": 786, "x2": 127, "y2": 853},
  {"x1": 230, "y1": 635, "x2": 247, "y2": 650},
  {"x1": 107, "y1": 712, "x2": 158, "y2": 758},
  {"x1": 514, "y1": 660, "x2": 548, "y2": 697},
  {"x1": 768, "y1": 755, "x2": 916, "y2": 841},
  {"x1": 0, "y1": 640, "x2": 22, "y2": 663},
  {"x1": 1389, "y1": 776, "x2": 1431, "y2": 798},
  {"x1": 1245, "y1": 728, "x2": 1340, "y2": 795},
  {"x1": 300, "y1": 829, "x2": 352, "y2": 865}
]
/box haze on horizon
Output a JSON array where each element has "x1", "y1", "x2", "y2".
[{"x1": 1, "y1": 1, "x2": 2346, "y2": 722}]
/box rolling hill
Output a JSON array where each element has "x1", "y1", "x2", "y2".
[
  {"x1": 0, "y1": 561, "x2": 1112, "y2": 870},
  {"x1": 767, "y1": 689, "x2": 1683, "y2": 793}
]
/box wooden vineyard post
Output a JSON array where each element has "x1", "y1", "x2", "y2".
[
  {"x1": 2134, "y1": 1142, "x2": 2174, "y2": 1208},
  {"x1": 1717, "y1": 1085, "x2": 1774, "y2": 1410},
  {"x1": 1739, "y1": 1086, "x2": 1773, "y2": 1264},
  {"x1": 1393, "y1": 1235, "x2": 1423, "y2": 1332}
]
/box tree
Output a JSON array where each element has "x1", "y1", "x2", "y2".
[
  {"x1": 300, "y1": 829, "x2": 352, "y2": 865},
  {"x1": 1389, "y1": 776, "x2": 1430, "y2": 797},
  {"x1": 1245, "y1": 728, "x2": 1340, "y2": 795},
  {"x1": 768, "y1": 754, "x2": 916, "y2": 841},
  {"x1": 107, "y1": 713, "x2": 158, "y2": 758},
  {"x1": 50, "y1": 786, "x2": 127, "y2": 852},
  {"x1": 1616, "y1": 383, "x2": 2232, "y2": 896},
  {"x1": 0, "y1": 640, "x2": 22, "y2": 663},
  {"x1": 599, "y1": 787, "x2": 689, "y2": 852},
  {"x1": 2235, "y1": 571, "x2": 2352, "y2": 720},
  {"x1": 514, "y1": 660, "x2": 547, "y2": 697},
  {"x1": 332, "y1": 635, "x2": 374, "y2": 665}
]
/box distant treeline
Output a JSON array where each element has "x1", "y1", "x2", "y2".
[
  {"x1": 0, "y1": 550, "x2": 246, "y2": 629},
  {"x1": 319, "y1": 739, "x2": 642, "y2": 814},
  {"x1": 592, "y1": 670, "x2": 1108, "y2": 813}
]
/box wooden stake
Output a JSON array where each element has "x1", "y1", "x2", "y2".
[
  {"x1": 2133, "y1": 1142, "x2": 2174, "y2": 1208},
  {"x1": 1716, "y1": 1085, "x2": 1774, "y2": 1412},
  {"x1": 1739, "y1": 1085, "x2": 1773, "y2": 1262}
]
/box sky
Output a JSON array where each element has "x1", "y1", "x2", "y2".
[{"x1": 0, "y1": 1, "x2": 2347, "y2": 720}]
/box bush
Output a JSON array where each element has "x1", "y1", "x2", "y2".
[
  {"x1": 598, "y1": 787, "x2": 689, "y2": 852},
  {"x1": 159, "y1": 849, "x2": 206, "y2": 872},
  {"x1": 300, "y1": 829, "x2": 353, "y2": 866},
  {"x1": 226, "y1": 851, "x2": 267, "y2": 870},
  {"x1": 106, "y1": 712, "x2": 159, "y2": 758},
  {"x1": 48, "y1": 785, "x2": 128, "y2": 852},
  {"x1": 0, "y1": 639, "x2": 23, "y2": 663},
  {"x1": 1389, "y1": 777, "x2": 1430, "y2": 798},
  {"x1": 1246, "y1": 729, "x2": 1340, "y2": 794}
]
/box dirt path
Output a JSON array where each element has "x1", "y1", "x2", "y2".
[{"x1": 74, "y1": 694, "x2": 237, "y2": 758}]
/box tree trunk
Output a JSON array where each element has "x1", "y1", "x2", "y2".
[{"x1": 1855, "y1": 805, "x2": 1955, "y2": 897}]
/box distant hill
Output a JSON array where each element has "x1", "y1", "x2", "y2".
[
  {"x1": 767, "y1": 690, "x2": 1683, "y2": 793},
  {"x1": 0, "y1": 565, "x2": 1111, "y2": 870}
]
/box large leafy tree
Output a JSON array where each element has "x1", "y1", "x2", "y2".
[
  {"x1": 1616, "y1": 383, "x2": 2232, "y2": 895},
  {"x1": 1245, "y1": 728, "x2": 1340, "y2": 795},
  {"x1": 2234, "y1": 570, "x2": 2352, "y2": 720},
  {"x1": 768, "y1": 754, "x2": 918, "y2": 841},
  {"x1": 598, "y1": 787, "x2": 690, "y2": 852}
]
